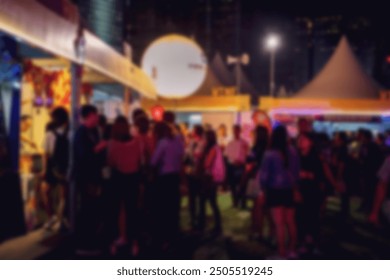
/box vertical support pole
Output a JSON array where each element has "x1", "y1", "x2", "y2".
[
  {"x1": 8, "y1": 85, "x2": 21, "y2": 172},
  {"x1": 69, "y1": 62, "x2": 82, "y2": 233},
  {"x1": 235, "y1": 62, "x2": 242, "y2": 125},
  {"x1": 270, "y1": 50, "x2": 276, "y2": 97}
]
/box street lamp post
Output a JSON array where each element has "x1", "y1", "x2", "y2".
[
  {"x1": 227, "y1": 53, "x2": 249, "y2": 124},
  {"x1": 227, "y1": 53, "x2": 250, "y2": 95},
  {"x1": 265, "y1": 34, "x2": 280, "y2": 97}
]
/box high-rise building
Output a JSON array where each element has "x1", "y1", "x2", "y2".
[
  {"x1": 194, "y1": 0, "x2": 241, "y2": 59},
  {"x1": 125, "y1": 0, "x2": 242, "y2": 63},
  {"x1": 75, "y1": 0, "x2": 126, "y2": 52}
]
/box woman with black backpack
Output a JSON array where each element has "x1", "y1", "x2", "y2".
[{"x1": 43, "y1": 107, "x2": 69, "y2": 231}]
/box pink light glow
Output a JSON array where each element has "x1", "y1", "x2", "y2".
[{"x1": 269, "y1": 108, "x2": 390, "y2": 117}]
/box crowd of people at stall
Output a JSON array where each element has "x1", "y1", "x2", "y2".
[{"x1": 27, "y1": 105, "x2": 390, "y2": 259}]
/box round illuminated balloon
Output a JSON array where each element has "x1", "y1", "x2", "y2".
[{"x1": 142, "y1": 34, "x2": 207, "y2": 99}]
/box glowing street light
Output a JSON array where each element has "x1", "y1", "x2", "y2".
[{"x1": 265, "y1": 34, "x2": 280, "y2": 97}]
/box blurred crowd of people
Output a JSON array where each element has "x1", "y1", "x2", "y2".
[{"x1": 19, "y1": 105, "x2": 390, "y2": 259}]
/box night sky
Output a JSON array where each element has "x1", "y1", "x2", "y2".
[{"x1": 129, "y1": 0, "x2": 389, "y2": 93}]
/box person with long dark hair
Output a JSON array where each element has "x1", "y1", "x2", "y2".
[
  {"x1": 43, "y1": 107, "x2": 69, "y2": 230},
  {"x1": 184, "y1": 125, "x2": 205, "y2": 230},
  {"x1": 198, "y1": 129, "x2": 223, "y2": 234},
  {"x1": 260, "y1": 125, "x2": 300, "y2": 259},
  {"x1": 151, "y1": 121, "x2": 184, "y2": 248},
  {"x1": 247, "y1": 125, "x2": 269, "y2": 239},
  {"x1": 107, "y1": 116, "x2": 142, "y2": 256}
]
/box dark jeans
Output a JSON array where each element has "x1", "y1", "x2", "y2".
[
  {"x1": 199, "y1": 175, "x2": 222, "y2": 231},
  {"x1": 105, "y1": 170, "x2": 141, "y2": 245},
  {"x1": 75, "y1": 180, "x2": 102, "y2": 249},
  {"x1": 155, "y1": 173, "x2": 181, "y2": 242},
  {"x1": 227, "y1": 164, "x2": 245, "y2": 207},
  {"x1": 360, "y1": 175, "x2": 378, "y2": 213},
  {"x1": 187, "y1": 175, "x2": 201, "y2": 228},
  {"x1": 298, "y1": 185, "x2": 323, "y2": 242}
]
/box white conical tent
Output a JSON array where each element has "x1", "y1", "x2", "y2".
[
  {"x1": 211, "y1": 52, "x2": 235, "y2": 86},
  {"x1": 192, "y1": 66, "x2": 223, "y2": 96},
  {"x1": 295, "y1": 36, "x2": 379, "y2": 99},
  {"x1": 235, "y1": 64, "x2": 258, "y2": 96}
]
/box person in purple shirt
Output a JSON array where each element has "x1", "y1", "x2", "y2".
[
  {"x1": 151, "y1": 121, "x2": 184, "y2": 248},
  {"x1": 260, "y1": 125, "x2": 300, "y2": 259}
]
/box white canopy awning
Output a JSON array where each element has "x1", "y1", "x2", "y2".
[{"x1": 0, "y1": 0, "x2": 157, "y2": 99}]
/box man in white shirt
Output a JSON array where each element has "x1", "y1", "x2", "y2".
[{"x1": 225, "y1": 125, "x2": 249, "y2": 208}]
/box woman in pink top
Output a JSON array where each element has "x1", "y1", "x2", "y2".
[{"x1": 107, "y1": 116, "x2": 142, "y2": 256}]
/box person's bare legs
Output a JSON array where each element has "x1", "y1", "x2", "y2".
[
  {"x1": 271, "y1": 207, "x2": 286, "y2": 257},
  {"x1": 41, "y1": 182, "x2": 52, "y2": 219},
  {"x1": 286, "y1": 208, "x2": 297, "y2": 253}
]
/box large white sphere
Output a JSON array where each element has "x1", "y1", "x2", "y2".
[{"x1": 142, "y1": 34, "x2": 207, "y2": 99}]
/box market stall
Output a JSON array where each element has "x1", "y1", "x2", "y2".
[{"x1": 0, "y1": 0, "x2": 156, "y2": 233}]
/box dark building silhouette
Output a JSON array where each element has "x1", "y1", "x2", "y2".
[{"x1": 75, "y1": 0, "x2": 127, "y2": 52}]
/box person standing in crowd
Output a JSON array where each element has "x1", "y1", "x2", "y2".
[
  {"x1": 217, "y1": 123, "x2": 230, "y2": 192},
  {"x1": 72, "y1": 105, "x2": 107, "y2": 255},
  {"x1": 359, "y1": 130, "x2": 384, "y2": 214},
  {"x1": 107, "y1": 116, "x2": 142, "y2": 256},
  {"x1": 132, "y1": 108, "x2": 148, "y2": 123},
  {"x1": 247, "y1": 125, "x2": 269, "y2": 239},
  {"x1": 376, "y1": 133, "x2": 390, "y2": 156},
  {"x1": 330, "y1": 132, "x2": 351, "y2": 221},
  {"x1": 184, "y1": 125, "x2": 205, "y2": 230},
  {"x1": 163, "y1": 111, "x2": 183, "y2": 139},
  {"x1": 134, "y1": 115, "x2": 154, "y2": 168},
  {"x1": 198, "y1": 129, "x2": 223, "y2": 234},
  {"x1": 260, "y1": 125, "x2": 300, "y2": 259},
  {"x1": 133, "y1": 115, "x2": 154, "y2": 218},
  {"x1": 179, "y1": 122, "x2": 190, "y2": 146},
  {"x1": 225, "y1": 125, "x2": 249, "y2": 208},
  {"x1": 369, "y1": 155, "x2": 390, "y2": 226},
  {"x1": 97, "y1": 115, "x2": 111, "y2": 140},
  {"x1": 151, "y1": 121, "x2": 184, "y2": 249},
  {"x1": 297, "y1": 118, "x2": 313, "y2": 136},
  {"x1": 43, "y1": 107, "x2": 69, "y2": 231},
  {"x1": 297, "y1": 132, "x2": 324, "y2": 253},
  {"x1": 217, "y1": 124, "x2": 229, "y2": 151}
]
